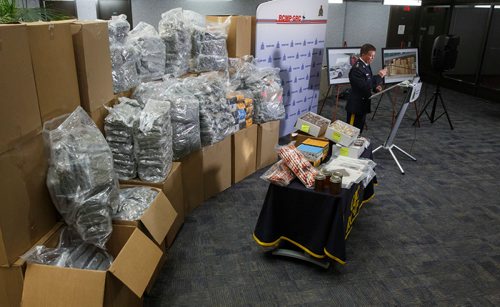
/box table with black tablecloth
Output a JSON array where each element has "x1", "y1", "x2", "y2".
[{"x1": 253, "y1": 146, "x2": 375, "y2": 265}]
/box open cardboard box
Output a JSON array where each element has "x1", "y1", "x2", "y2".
[
  {"x1": 114, "y1": 186, "x2": 177, "y2": 248},
  {"x1": 120, "y1": 162, "x2": 185, "y2": 248},
  {"x1": 21, "y1": 224, "x2": 162, "y2": 307}
]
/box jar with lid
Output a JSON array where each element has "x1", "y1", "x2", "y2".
[
  {"x1": 314, "y1": 173, "x2": 326, "y2": 192},
  {"x1": 331, "y1": 171, "x2": 343, "y2": 183},
  {"x1": 329, "y1": 175, "x2": 342, "y2": 195},
  {"x1": 321, "y1": 169, "x2": 331, "y2": 189}
]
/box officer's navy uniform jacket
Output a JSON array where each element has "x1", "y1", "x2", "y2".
[{"x1": 346, "y1": 59, "x2": 383, "y2": 114}]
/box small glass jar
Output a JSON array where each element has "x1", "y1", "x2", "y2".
[
  {"x1": 321, "y1": 169, "x2": 332, "y2": 189},
  {"x1": 329, "y1": 175, "x2": 342, "y2": 195},
  {"x1": 314, "y1": 173, "x2": 326, "y2": 192},
  {"x1": 331, "y1": 171, "x2": 343, "y2": 183}
]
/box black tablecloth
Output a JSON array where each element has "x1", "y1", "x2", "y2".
[{"x1": 253, "y1": 146, "x2": 375, "y2": 264}]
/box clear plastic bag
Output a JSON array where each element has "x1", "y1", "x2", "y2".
[
  {"x1": 114, "y1": 187, "x2": 159, "y2": 221},
  {"x1": 184, "y1": 73, "x2": 233, "y2": 146},
  {"x1": 164, "y1": 81, "x2": 201, "y2": 160},
  {"x1": 109, "y1": 41, "x2": 140, "y2": 93},
  {"x1": 260, "y1": 160, "x2": 296, "y2": 186},
  {"x1": 158, "y1": 8, "x2": 191, "y2": 77},
  {"x1": 136, "y1": 99, "x2": 173, "y2": 182},
  {"x1": 191, "y1": 18, "x2": 229, "y2": 73},
  {"x1": 128, "y1": 22, "x2": 166, "y2": 82},
  {"x1": 277, "y1": 143, "x2": 318, "y2": 189},
  {"x1": 108, "y1": 14, "x2": 130, "y2": 44},
  {"x1": 104, "y1": 97, "x2": 142, "y2": 180},
  {"x1": 44, "y1": 107, "x2": 116, "y2": 249}
]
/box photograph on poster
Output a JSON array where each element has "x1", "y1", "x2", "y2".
[
  {"x1": 382, "y1": 48, "x2": 419, "y2": 83},
  {"x1": 326, "y1": 47, "x2": 360, "y2": 85}
]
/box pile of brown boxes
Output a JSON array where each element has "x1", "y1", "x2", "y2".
[{"x1": 1, "y1": 14, "x2": 279, "y2": 306}]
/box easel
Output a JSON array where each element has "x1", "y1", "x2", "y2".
[
  {"x1": 372, "y1": 80, "x2": 421, "y2": 174},
  {"x1": 371, "y1": 83, "x2": 421, "y2": 128},
  {"x1": 318, "y1": 83, "x2": 348, "y2": 121}
]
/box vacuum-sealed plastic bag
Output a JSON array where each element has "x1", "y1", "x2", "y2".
[{"x1": 159, "y1": 8, "x2": 191, "y2": 77}]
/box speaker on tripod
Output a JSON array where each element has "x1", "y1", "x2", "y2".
[{"x1": 415, "y1": 34, "x2": 460, "y2": 130}]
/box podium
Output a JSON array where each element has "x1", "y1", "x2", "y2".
[{"x1": 371, "y1": 80, "x2": 422, "y2": 174}]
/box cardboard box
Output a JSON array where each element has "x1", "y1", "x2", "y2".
[
  {"x1": 0, "y1": 24, "x2": 42, "y2": 154},
  {"x1": 206, "y1": 15, "x2": 253, "y2": 57},
  {"x1": 331, "y1": 143, "x2": 364, "y2": 159},
  {"x1": 297, "y1": 144, "x2": 323, "y2": 167},
  {"x1": 0, "y1": 223, "x2": 62, "y2": 307},
  {"x1": 203, "y1": 136, "x2": 232, "y2": 200},
  {"x1": 71, "y1": 21, "x2": 114, "y2": 114},
  {"x1": 26, "y1": 21, "x2": 80, "y2": 123},
  {"x1": 325, "y1": 120, "x2": 360, "y2": 147},
  {"x1": 120, "y1": 162, "x2": 185, "y2": 248},
  {"x1": 0, "y1": 133, "x2": 59, "y2": 266},
  {"x1": 256, "y1": 121, "x2": 280, "y2": 170},
  {"x1": 21, "y1": 225, "x2": 162, "y2": 307},
  {"x1": 113, "y1": 187, "x2": 177, "y2": 247},
  {"x1": 294, "y1": 112, "x2": 331, "y2": 137},
  {"x1": 232, "y1": 125, "x2": 258, "y2": 184},
  {"x1": 296, "y1": 136, "x2": 330, "y2": 161},
  {"x1": 179, "y1": 150, "x2": 204, "y2": 215}
]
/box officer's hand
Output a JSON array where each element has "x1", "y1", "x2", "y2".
[
  {"x1": 375, "y1": 85, "x2": 383, "y2": 92},
  {"x1": 378, "y1": 68, "x2": 388, "y2": 78}
]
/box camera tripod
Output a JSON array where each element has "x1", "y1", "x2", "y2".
[{"x1": 413, "y1": 81, "x2": 454, "y2": 130}]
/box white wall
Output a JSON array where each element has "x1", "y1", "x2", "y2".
[
  {"x1": 131, "y1": 0, "x2": 268, "y2": 27},
  {"x1": 76, "y1": 0, "x2": 97, "y2": 20},
  {"x1": 343, "y1": 2, "x2": 390, "y2": 72}
]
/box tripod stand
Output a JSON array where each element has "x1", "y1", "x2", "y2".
[{"x1": 413, "y1": 78, "x2": 454, "y2": 130}]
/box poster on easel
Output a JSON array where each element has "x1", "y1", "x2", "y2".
[
  {"x1": 255, "y1": 0, "x2": 329, "y2": 137},
  {"x1": 326, "y1": 47, "x2": 360, "y2": 85}
]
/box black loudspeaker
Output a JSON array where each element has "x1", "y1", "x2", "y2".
[{"x1": 431, "y1": 35, "x2": 460, "y2": 72}]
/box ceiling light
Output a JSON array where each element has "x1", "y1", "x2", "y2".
[{"x1": 383, "y1": 0, "x2": 421, "y2": 6}]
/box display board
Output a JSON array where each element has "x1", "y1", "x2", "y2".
[
  {"x1": 326, "y1": 47, "x2": 360, "y2": 85},
  {"x1": 255, "y1": 0, "x2": 329, "y2": 137},
  {"x1": 382, "y1": 48, "x2": 419, "y2": 84}
]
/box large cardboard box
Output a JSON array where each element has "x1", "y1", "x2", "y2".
[
  {"x1": 26, "y1": 21, "x2": 80, "y2": 123},
  {"x1": 71, "y1": 21, "x2": 114, "y2": 114},
  {"x1": 0, "y1": 24, "x2": 42, "y2": 154},
  {"x1": 120, "y1": 162, "x2": 185, "y2": 247},
  {"x1": 0, "y1": 133, "x2": 59, "y2": 266},
  {"x1": 0, "y1": 223, "x2": 62, "y2": 307},
  {"x1": 21, "y1": 225, "x2": 162, "y2": 307},
  {"x1": 113, "y1": 187, "x2": 177, "y2": 247},
  {"x1": 203, "y1": 136, "x2": 232, "y2": 200},
  {"x1": 232, "y1": 125, "x2": 258, "y2": 184},
  {"x1": 206, "y1": 15, "x2": 253, "y2": 58},
  {"x1": 256, "y1": 121, "x2": 280, "y2": 170},
  {"x1": 180, "y1": 150, "x2": 204, "y2": 215}
]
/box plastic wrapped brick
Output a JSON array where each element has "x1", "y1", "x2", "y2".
[
  {"x1": 260, "y1": 160, "x2": 296, "y2": 186},
  {"x1": 136, "y1": 99, "x2": 173, "y2": 182},
  {"x1": 128, "y1": 22, "x2": 166, "y2": 82},
  {"x1": 114, "y1": 187, "x2": 159, "y2": 221},
  {"x1": 104, "y1": 97, "x2": 142, "y2": 180},
  {"x1": 44, "y1": 107, "x2": 117, "y2": 249},
  {"x1": 158, "y1": 8, "x2": 191, "y2": 77}
]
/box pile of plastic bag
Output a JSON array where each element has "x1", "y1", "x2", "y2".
[
  {"x1": 128, "y1": 22, "x2": 166, "y2": 82},
  {"x1": 158, "y1": 8, "x2": 191, "y2": 77}
]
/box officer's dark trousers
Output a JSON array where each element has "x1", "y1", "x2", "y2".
[{"x1": 346, "y1": 112, "x2": 366, "y2": 134}]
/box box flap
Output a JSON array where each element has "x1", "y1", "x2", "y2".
[
  {"x1": 109, "y1": 228, "x2": 163, "y2": 297},
  {"x1": 140, "y1": 191, "x2": 178, "y2": 245},
  {"x1": 22, "y1": 264, "x2": 106, "y2": 307}
]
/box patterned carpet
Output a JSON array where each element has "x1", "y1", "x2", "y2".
[{"x1": 145, "y1": 84, "x2": 500, "y2": 306}]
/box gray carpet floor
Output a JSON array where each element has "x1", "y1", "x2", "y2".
[{"x1": 145, "y1": 84, "x2": 500, "y2": 306}]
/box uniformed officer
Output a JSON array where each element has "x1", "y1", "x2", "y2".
[{"x1": 346, "y1": 44, "x2": 387, "y2": 133}]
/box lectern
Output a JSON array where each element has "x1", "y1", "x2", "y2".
[{"x1": 371, "y1": 80, "x2": 421, "y2": 174}]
